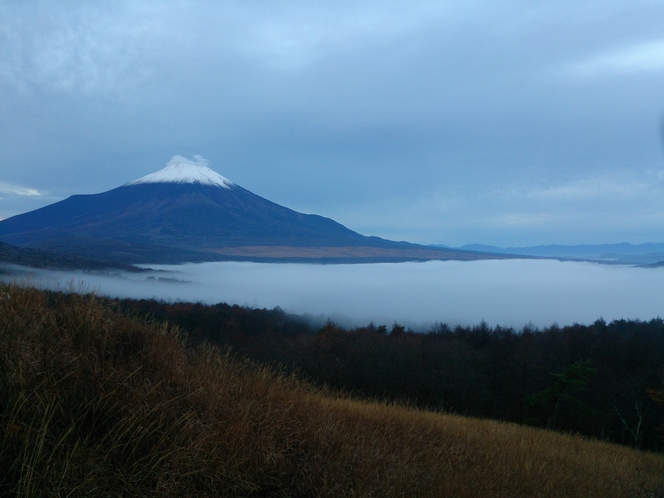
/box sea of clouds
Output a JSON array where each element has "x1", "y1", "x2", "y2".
[{"x1": 3, "y1": 259, "x2": 663, "y2": 330}]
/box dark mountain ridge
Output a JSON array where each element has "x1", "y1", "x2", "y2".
[
  {"x1": 0, "y1": 159, "x2": 504, "y2": 264},
  {"x1": 0, "y1": 183, "x2": 374, "y2": 247}
]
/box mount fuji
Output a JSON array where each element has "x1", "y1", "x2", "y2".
[{"x1": 0, "y1": 156, "x2": 502, "y2": 264}]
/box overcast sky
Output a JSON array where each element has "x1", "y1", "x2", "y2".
[{"x1": 1, "y1": 1, "x2": 664, "y2": 247}]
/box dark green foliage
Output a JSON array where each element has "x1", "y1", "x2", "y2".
[
  {"x1": 116, "y1": 297, "x2": 664, "y2": 451},
  {"x1": 526, "y1": 360, "x2": 597, "y2": 429}
]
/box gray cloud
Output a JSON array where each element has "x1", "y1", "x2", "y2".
[{"x1": 1, "y1": 1, "x2": 664, "y2": 246}]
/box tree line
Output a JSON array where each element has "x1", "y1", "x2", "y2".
[{"x1": 114, "y1": 297, "x2": 664, "y2": 451}]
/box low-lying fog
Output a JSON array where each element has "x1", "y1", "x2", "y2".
[{"x1": 3, "y1": 259, "x2": 663, "y2": 330}]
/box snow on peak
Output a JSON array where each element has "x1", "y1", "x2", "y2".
[{"x1": 126, "y1": 155, "x2": 234, "y2": 188}]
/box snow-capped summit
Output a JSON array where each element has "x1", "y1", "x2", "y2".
[
  {"x1": 0, "y1": 153, "x2": 482, "y2": 265},
  {"x1": 126, "y1": 155, "x2": 233, "y2": 189}
]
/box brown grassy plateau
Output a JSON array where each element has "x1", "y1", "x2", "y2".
[
  {"x1": 205, "y1": 245, "x2": 511, "y2": 262},
  {"x1": 1, "y1": 283, "x2": 662, "y2": 497}
]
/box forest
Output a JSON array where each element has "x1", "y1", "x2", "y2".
[{"x1": 114, "y1": 297, "x2": 664, "y2": 452}]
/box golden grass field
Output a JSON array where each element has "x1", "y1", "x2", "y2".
[{"x1": 1, "y1": 282, "x2": 663, "y2": 497}]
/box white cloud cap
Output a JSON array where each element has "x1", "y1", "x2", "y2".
[{"x1": 126, "y1": 155, "x2": 234, "y2": 188}]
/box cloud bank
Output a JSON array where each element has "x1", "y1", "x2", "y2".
[{"x1": 5, "y1": 260, "x2": 663, "y2": 330}]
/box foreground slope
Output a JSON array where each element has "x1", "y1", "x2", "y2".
[
  {"x1": 0, "y1": 157, "x2": 502, "y2": 264},
  {"x1": 1, "y1": 284, "x2": 662, "y2": 497}
]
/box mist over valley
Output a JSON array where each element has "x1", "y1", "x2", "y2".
[
  {"x1": 4, "y1": 258, "x2": 662, "y2": 330},
  {"x1": 1, "y1": 157, "x2": 662, "y2": 331}
]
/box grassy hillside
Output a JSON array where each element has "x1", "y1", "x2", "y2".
[
  {"x1": 1, "y1": 284, "x2": 663, "y2": 497},
  {"x1": 115, "y1": 298, "x2": 664, "y2": 452}
]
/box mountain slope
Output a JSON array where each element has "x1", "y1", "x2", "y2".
[
  {"x1": 0, "y1": 157, "x2": 504, "y2": 264},
  {"x1": 0, "y1": 183, "x2": 374, "y2": 247},
  {"x1": 0, "y1": 242, "x2": 142, "y2": 272}
]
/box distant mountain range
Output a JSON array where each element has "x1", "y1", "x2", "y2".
[
  {"x1": 452, "y1": 243, "x2": 664, "y2": 265},
  {"x1": 0, "y1": 157, "x2": 505, "y2": 265}
]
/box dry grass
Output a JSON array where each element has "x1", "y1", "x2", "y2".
[{"x1": 1, "y1": 283, "x2": 663, "y2": 497}]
